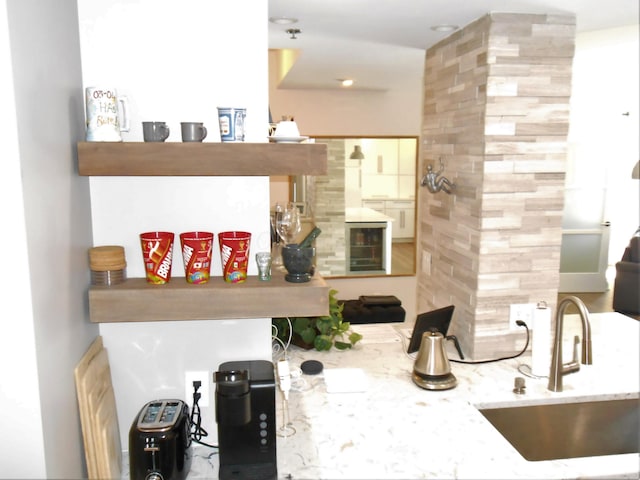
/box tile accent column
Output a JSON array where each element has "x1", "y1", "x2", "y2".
[
  {"x1": 418, "y1": 13, "x2": 576, "y2": 359},
  {"x1": 314, "y1": 139, "x2": 347, "y2": 277}
]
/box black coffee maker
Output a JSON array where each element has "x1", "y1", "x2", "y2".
[{"x1": 214, "y1": 360, "x2": 277, "y2": 480}]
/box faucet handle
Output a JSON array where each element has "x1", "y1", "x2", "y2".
[
  {"x1": 562, "y1": 335, "x2": 581, "y2": 375},
  {"x1": 572, "y1": 335, "x2": 580, "y2": 362}
]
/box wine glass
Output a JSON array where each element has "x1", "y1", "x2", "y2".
[
  {"x1": 276, "y1": 204, "x2": 302, "y2": 246},
  {"x1": 270, "y1": 206, "x2": 283, "y2": 267}
]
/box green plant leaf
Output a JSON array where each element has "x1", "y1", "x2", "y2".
[
  {"x1": 315, "y1": 316, "x2": 333, "y2": 335},
  {"x1": 334, "y1": 340, "x2": 352, "y2": 350},
  {"x1": 299, "y1": 326, "x2": 317, "y2": 345},
  {"x1": 338, "y1": 322, "x2": 350, "y2": 334},
  {"x1": 276, "y1": 289, "x2": 364, "y2": 352},
  {"x1": 314, "y1": 334, "x2": 333, "y2": 351},
  {"x1": 292, "y1": 317, "x2": 311, "y2": 335},
  {"x1": 349, "y1": 331, "x2": 363, "y2": 345}
]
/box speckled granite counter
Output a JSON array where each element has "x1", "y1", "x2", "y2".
[
  {"x1": 123, "y1": 312, "x2": 639, "y2": 479},
  {"x1": 275, "y1": 312, "x2": 639, "y2": 479}
]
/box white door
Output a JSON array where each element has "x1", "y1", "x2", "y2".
[
  {"x1": 558, "y1": 186, "x2": 610, "y2": 292},
  {"x1": 559, "y1": 27, "x2": 639, "y2": 293}
]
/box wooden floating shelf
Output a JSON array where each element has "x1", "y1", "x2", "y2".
[
  {"x1": 77, "y1": 142, "x2": 328, "y2": 176},
  {"x1": 80, "y1": 141, "x2": 330, "y2": 323},
  {"x1": 88, "y1": 273, "x2": 329, "y2": 323}
]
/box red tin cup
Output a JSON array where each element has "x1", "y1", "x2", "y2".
[
  {"x1": 218, "y1": 231, "x2": 251, "y2": 283},
  {"x1": 180, "y1": 231, "x2": 214, "y2": 284},
  {"x1": 140, "y1": 231, "x2": 174, "y2": 284}
]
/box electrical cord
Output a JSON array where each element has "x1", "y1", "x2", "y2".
[
  {"x1": 517, "y1": 362, "x2": 547, "y2": 379},
  {"x1": 450, "y1": 320, "x2": 530, "y2": 365},
  {"x1": 189, "y1": 381, "x2": 218, "y2": 449},
  {"x1": 272, "y1": 317, "x2": 293, "y2": 362}
]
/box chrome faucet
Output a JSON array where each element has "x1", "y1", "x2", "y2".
[{"x1": 548, "y1": 296, "x2": 593, "y2": 392}]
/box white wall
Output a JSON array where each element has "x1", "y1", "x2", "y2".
[
  {"x1": 0, "y1": 4, "x2": 46, "y2": 477},
  {"x1": 570, "y1": 25, "x2": 639, "y2": 261},
  {"x1": 0, "y1": 0, "x2": 95, "y2": 477},
  {"x1": 77, "y1": 0, "x2": 271, "y2": 448},
  {"x1": 269, "y1": 50, "x2": 424, "y2": 137}
]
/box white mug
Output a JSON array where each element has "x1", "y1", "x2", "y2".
[{"x1": 85, "y1": 86, "x2": 130, "y2": 141}]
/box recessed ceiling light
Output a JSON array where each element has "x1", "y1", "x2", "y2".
[
  {"x1": 269, "y1": 16, "x2": 298, "y2": 25},
  {"x1": 339, "y1": 79, "x2": 354, "y2": 87},
  {"x1": 431, "y1": 24, "x2": 458, "y2": 32}
]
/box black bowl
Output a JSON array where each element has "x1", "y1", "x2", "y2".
[{"x1": 282, "y1": 244, "x2": 315, "y2": 283}]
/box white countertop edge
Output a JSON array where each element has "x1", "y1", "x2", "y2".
[{"x1": 345, "y1": 207, "x2": 394, "y2": 222}]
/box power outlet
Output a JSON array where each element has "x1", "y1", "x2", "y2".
[
  {"x1": 509, "y1": 303, "x2": 535, "y2": 330},
  {"x1": 185, "y1": 371, "x2": 210, "y2": 407}
]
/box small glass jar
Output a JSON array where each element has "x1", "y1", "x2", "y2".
[{"x1": 255, "y1": 252, "x2": 272, "y2": 281}]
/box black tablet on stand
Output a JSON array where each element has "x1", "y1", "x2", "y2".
[{"x1": 407, "y1": 305, "x2": 455, "y2": 354}]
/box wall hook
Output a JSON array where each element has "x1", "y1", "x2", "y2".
[{"x1": 421, "y1": 158, "x2": 455, "y2": 194}]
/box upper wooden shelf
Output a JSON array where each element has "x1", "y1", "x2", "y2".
[
  {"x1": 88, "y1": 272, "x2": 329, "y2": 323},
  {"x1": 77, "y1": 142, "x2": 328, "y2": 176}
]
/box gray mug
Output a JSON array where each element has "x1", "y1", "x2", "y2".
[
  {"x1": 142, "y1": 121, "x2": 170, "y2": 142},
  {"x1": 181, "y1": 122, "x2": 207, "y2": 142}
]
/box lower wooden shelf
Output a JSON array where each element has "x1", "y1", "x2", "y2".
[{"x1": 88, "y1": 273, "x2": 329, "y2": 323}]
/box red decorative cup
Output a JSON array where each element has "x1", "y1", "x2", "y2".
[
  {"x1": 140, "y1": 231, "x2": 174, "y2": 284},
  {"x1": 218, "y1": 231, "x2": 251, "y2": 283},
  {"x1": 180, "y1": 231, "x2": 214, "y2": 284}
]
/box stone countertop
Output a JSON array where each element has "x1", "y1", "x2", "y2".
[
  {"x1": 122, "y1": 312, "x2": 639, "y2": 479},
  {"x1": 345, "y1": 207, "x2": 394, "y2": 223},
  {"x1": 276, "y1": 312, "x2": 639, "y2": 479}
]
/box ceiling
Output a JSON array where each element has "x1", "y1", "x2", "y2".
[{"x1": 268, "y1": 0, "x2": 639, "y2": 91}]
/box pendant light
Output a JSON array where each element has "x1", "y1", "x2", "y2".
[{"x1": 350, "y1": 145, "x2": 365, "y2": 160}]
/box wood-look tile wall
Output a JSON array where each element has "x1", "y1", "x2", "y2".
[
  {"x1": 418, "y1": 13, "x2": 576, "y2": 359},
  {"x1": 314, "y1": 139, "x2": 347, "y2": 277}
]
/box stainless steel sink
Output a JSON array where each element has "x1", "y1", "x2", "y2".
[{"x1": 478, "y1": 398, "x2": 639, "y2": 461}]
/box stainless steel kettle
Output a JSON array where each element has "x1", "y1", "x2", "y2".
[{"x1": 412, "y1": 329, "x2": 462, "y2": 390}]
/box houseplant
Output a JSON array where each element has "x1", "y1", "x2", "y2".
[{"x1": 273, "y1": 289, "x2": 363, "y2": 351}]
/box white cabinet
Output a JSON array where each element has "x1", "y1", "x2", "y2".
[
  {"x1": 360, "y1": 139, "x2": 404, "y2": 198},
  {"x1": 385, "y1": 200, "x2": 415, "y2": 239},
  {"x1": 345, "y1": 138, "x2": 416, "y2": 201},
  {"x1": 360, "y1": 139, "x2": 399, "y2": 175},
  {"x1": 398, "y1": 138, "x2": 417, "y2": 198},
  {"x1": 362, "y1": 199, "x2": 415, "y2": 240},
  {"x1": 361, "y1": 200, "x2": 386, "y2": 213},
  {"x1": 398, "y1": 174, "x2": 416, "y2": 200},
  {"x1": 361, "y1": 173, "x2": 397, "y2": 198},
  {"x1": 398, "y1": 139, "x2": 417, "y2": 175}
]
